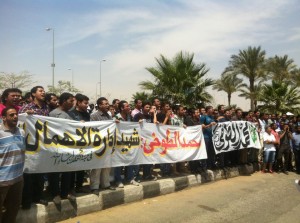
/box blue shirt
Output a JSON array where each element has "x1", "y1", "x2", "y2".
[
  {"x1": 200, "y1": 115, "x2": 215, "y2": 139},
  {"x1": 0, "y1": 125, "x2": 25, "y2": 186}
]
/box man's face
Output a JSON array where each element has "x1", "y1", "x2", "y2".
[
  {"x1": 78, "y1": 100, "x2": 89, "y2": 112},
  {"x1": 49, "y1": 96, "x2": 58, "y2": 108},
  {"x1": 142, "y1": 104, "x2": 150, "y2": 114},
  {"x1": 99, "y1": 100, "x2": 109, "y2": 112},
  {"x1": 193, "y1": 109, "x2": 200, "y2": 120},
  {"x1": 178, "y1": 107, "x2": 185, "y2": 117},
  {"x1": 63, "y1": 97, "x2": 75, "y2": 111},
  {"x1": 163, "y1": 104, "x2": 170, "y2": 112},
  {"x1": 271, "y1": 114, "x2": 276, "y2": 120},
  {"x1": 136, "y1": 100, "x2": 143, "y2": 109},
  {"x1": 237, "y1": 110, "x2": 243, "y2": 117},
  {"x1": 154, "y1": 99, "x2": 160, "y2": 107},
  {"x1": 33, "y1": 88, "x2": 45, "y2": 101},
  {"x1": 200, "y1": 108, "x2": 206, "y2": 115},
  {"x1": 123, "y1": 102, "x2": 131, "y2": 114},
  {"x1": 3, "y1": 108, "x2": 18, "y2": 128},
  {"x1": 6, "y1": 91, "x2": 21, "y2": 106},
  {"x1": 206, "y1": 107, "x2": 214, "y2": 115},
  {"x1": 282, "y1": 114, "x2": 287, "y2": 120},
  {"x1": 296, "y1": 126, "x2": 300, "y2": 133},
  {"x1": 219, "y1": 106, "x2": 225, "y2": 113},
  {"x1": 225, "y1": 110, "x2": 231, "y2": 118},
  {"x1": 149, "y1": 105, "x2": 156, "y2": 114},
  {"x1": 113, "y1": 100, "x2": 120, "y2": 109}
]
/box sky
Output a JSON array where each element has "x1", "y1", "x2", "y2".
[{"x1": 1, "y1": 0, "x2": 300, "y2": 110}]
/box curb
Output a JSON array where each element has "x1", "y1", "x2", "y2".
[{"x1": 16, "y1": 165, "x2": 249, "y2": 223}]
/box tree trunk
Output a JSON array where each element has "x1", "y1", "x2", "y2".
[{"x1": 228, "y1": 94, "x2": 231, "y2": 106}]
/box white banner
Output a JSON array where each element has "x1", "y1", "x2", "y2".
[
  {"x1": 212, "y1": 121, "x2": 261, "y2": 154},
  {"x1": 18, "y1": 115, "x2": 207, "y2": 173}
]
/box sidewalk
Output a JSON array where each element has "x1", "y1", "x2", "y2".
[{"x1": 16, "y1": 165, "x2": 253, "y2": 223}]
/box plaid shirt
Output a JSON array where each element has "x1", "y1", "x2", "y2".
[{"x1": 18, "y1": 102, "x2": 49, "y2": 116}]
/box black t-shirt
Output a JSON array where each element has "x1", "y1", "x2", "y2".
[
  {"x1": 156, "y1": 112, "x2": 166, "y2": 123},
  {"x1": 69, "y1": 109, "x2": 90, "y2": 121},
  {"x1": 133, "y1": 112, "x2": 153, "y2": 123}
]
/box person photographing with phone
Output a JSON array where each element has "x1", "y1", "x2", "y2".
[{"x1": 277, "y1": 123, "x2": 293, "y2": 174}]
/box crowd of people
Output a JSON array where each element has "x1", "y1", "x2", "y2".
[{"x1": 0, "y1": 86, "x2": 300, "y2": 223}]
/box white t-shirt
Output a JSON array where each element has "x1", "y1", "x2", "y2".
[{"x1": 263, "y1": 132, "x2": 276, "y2": 151}]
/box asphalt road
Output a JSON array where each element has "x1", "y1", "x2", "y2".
[{"x1": 61, "y1": 172, "x2": 300, "y2": 223}]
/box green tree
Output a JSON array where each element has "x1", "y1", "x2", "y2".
[
  {"x1": 47, "y1": 80, "x2": 81, "y2": 95},
  {"x1": 238, "y1": 82, "x2": 263, "y2": 111},
  {"x1": 259, "y1": 81, "x2": 300, "y2": 114},
  {"x1": 227, "y1": 46, "x2": 266, "y2": 111},
  {"x1": 131, "y1": 92, "x2": 150, "y2": 103},
  {"x1": 0, "y1": 71, "x2": 35, "y2": 90},
  {"x1": 265, "y1": 55, "x2": 296, "y2": 83},
  {"x1": 139, "y1": 51, "x2": 214, "y2": 107},
  {"x1": 213, "y1": 71, "x2": 243, "y2": 106},
  {"x1": 291, "y1": 68, "x2": 300, "y2": 87}
]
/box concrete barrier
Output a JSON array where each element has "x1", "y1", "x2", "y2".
[{"x1": 16, "y1": 166, "x2": 244, "y2": 223}]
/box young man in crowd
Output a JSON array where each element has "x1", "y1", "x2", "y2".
[
  {"x1": 115, "y1": 100, "x2": 140, "y2": 187},
  {"x1": 152, "y1": 97, "x2": 161, "y2": 113},
  {"x1": 0, "y1": 107, "x2": 25, "y2": 223},
  {"x1": 133, "y1": 101, "x2": 157, "y2": 181},
  {"x1": 48, "y1": 92, "x2": 76, "y2": 204},
  {"x1": 156, "y1": 101, "x2": 172, "y2": 177},
  {"x1": 89, "y1": 97, "x2": 116, "y2": 194},
  {"x1": 131, "y1": 99, "x2": 142, "y2": 118},
  {"x1": 200, "y1": 106, "x2": 217, "y2": 170},
  {"x1": 277, "y1": 123, "x2": 293, "y2": 174},
  {"x1": 69, "y1": 94, "x2": 91, "y2": 193},
  {"x1": 18, "y1": 86, "x2": 49, "y2": 209},
  {"x1": 112, "y1": 99, "x2": 120, "y2": 114},
  {"x1": 0, "y1": 88, "x2": 22, "y2": 119},
  {"x1": 170, "y1": 104, "x2": 187, "y2": 174},
  {"x1": 45, "y1": 93, "x2": 58, "y2": 112}
]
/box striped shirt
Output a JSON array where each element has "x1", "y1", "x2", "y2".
[{"x1": 0, "y1": 125, "x2": 25, "y2": 186}]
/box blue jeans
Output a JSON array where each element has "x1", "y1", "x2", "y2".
[{"x1": 114, "y1": 165, "x2": 139, "y2": 183}]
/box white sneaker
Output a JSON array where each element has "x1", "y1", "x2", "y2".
[
  {"x1": 295, "y1": 179, "x2": 300, "y2": 192},
  {"x1": 117, "y1": 182, "x2": 124, "y2": 188},
  {"x1": 130, "y1": 179, "x2": 140, "y2": 186}
]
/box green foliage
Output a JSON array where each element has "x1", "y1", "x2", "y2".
[
  {"x1": 139, "y1": 51, "x2": 214, "y2": 107},
  {"x1": 213, "y1": 71, "x2": 243, "y2": 106},
  {"x1": 265, "y1": 55, "x2": 296, "y2": 83},
  {"x1": 227, "y1": 46, "x2": 266, "y2": 110},
  {"x1": 258, "y1": 81, "x2": 300, "y2": 114}
]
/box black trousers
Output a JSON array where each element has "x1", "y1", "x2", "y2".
[
  {"x1": 22, "y1": 173, "x2": 44, "y2": 207},
  {"x1": 48, "y1": 172, "x2": 71, "y2": 198}
]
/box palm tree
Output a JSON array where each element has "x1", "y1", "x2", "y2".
[
  {"x1": 238, "y1": 82, "x2": 263, "y2": 111},
  {"x1": 259, "y1": 81, "x2": 300, "y2": 114},
  {"x1": 213, "y1": 71, "x2": 243, "y2": 106},
  {"x1": 265, "y1": 55, "x2": 296, "y2": 83},
  {"x1": 291, "y1": 68, "x2": 300, "y2": 87},
  {"x1": 227, "y1": 46, "x2": 266, "y2": 110},
  {"x1": 131, "y1": 91, "x2": 150, "y2": 103},
  {"x1": 139, "y1": 51, "x2": 214, "y2": 107}
]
